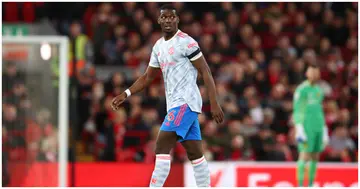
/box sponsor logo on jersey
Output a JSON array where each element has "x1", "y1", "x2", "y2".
[{"x1": 160, "y1": 62, "x2": 176, "y2": 70}]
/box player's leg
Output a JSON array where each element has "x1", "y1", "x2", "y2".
[
  {"x1": 149, "y1": 104, "x2": 190, "y2": 187},
  {"x1": 149, "y1": 130, "x2": 178, "y2": 187},
  {"x1": 297, "y1": 151, "x2": 310, "y2": 187},
  {"x1": 181, "y1": 119, "x2": 211, "y2": 187},
  {"x1": 308, "y1": 132, "x2": 323, "y2": 187},
  {"x1": 182, "y1": 140, "x2": 211, "y2": 187},
  {"x1": 308, "y1": 153, "x2": 320, "y2": 187},
  {"x1": 297, "y1": 126, "x2": 318, "y2": 187}
]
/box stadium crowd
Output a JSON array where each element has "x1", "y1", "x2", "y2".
[
  {"x1": 2, "y1": 61, "x2": 59, "y2": 162},
  {"x1": 2, "y1": 2, "x2": 358, "y2": 164}
]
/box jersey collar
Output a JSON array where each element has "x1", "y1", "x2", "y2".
[{"x1": 163, "y1": 30, "x2": 181, "y2": 43}]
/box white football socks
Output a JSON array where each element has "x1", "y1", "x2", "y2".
[
  {"x1": 149, "y1": 154, "x2": 171, "y2": 187},
  {"x1": 191, "y1": 156, "x2": 211, "y2": 187}
]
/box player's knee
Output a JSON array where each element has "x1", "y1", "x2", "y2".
[
  {"x1": 299, "y1": 152, "x2": 310, "y2": 161},
  {"x1": 186, "y1": 150, "x2": 203, "y2": 161},
  {"x1": 154, "y1": 131, "x2": 177, "y2": 154},
  {"x1": 310, "y1": 153, "x2": 320, "y2": 160},
  {"x1": 155, "y1": 148, "x2": 171, "y2": 154},
  {"x1": 154, "y1": 145, "x2": 172, "y2": 154},
  {"x1": 154, "y1": 142, "x2": 173, "y2": 154}
]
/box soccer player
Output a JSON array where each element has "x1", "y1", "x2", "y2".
[
  {"x1": 293, "y1": 64, "x2": 329, "y2": 187},
  {"x1": 111, "y1": 4, "x2": 224, "y2": 187}
]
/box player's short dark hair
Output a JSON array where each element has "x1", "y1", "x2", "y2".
[
  {"x1": 308, "y1": 63, "x2": 319, "y2": 69},
  {"x1": 160, "y1": 4, "x2": 176, "y2": 12}
]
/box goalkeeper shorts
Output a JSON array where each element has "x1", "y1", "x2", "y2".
[{"x1": 297, "y1": 130, "x2": 324, "y2": 153}]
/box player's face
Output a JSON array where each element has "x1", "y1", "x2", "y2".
[
  {"x1": 158, "y1": 9, "x2": 179, "y2": 34},
  {"x1": 306, "y1": 67, "x2": 320, "y2": 82}
]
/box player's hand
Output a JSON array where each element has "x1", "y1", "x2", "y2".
[
  {"x1": 111, "y1": 93, "x2": 127, "y2": 111},
  {"x1": 295, "y1": 124, "x2": 307, "y2": 143},
  {"x1": 210, "y1": 102, "x2": 224, "y2": 124}
]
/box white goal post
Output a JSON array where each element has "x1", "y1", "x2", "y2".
[{"x1": 2, "y1": 36, "x2": 69, "y2": 187}]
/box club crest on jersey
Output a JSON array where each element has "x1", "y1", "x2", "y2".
[
  {"x1": 157, "y1": 52, "x2": 160, "y2": 57},
  {"x1": 168, "y1": 47, "x2": 174, "y2": 55},
  {"x1": 303, "y1": 143, "x2": 308, "y2": 148}
]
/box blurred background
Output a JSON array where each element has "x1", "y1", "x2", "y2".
[{"x1": 2, "y1": 2, "x2": 358, "y2": 187}]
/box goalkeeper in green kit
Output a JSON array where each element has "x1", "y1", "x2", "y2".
[{"x1": 293, "y1": 64, "x2": 329, "y2": 187}]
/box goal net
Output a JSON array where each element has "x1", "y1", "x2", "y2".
[{"x1": 2, "y1": 36, "x2": 68, "y2": 187}]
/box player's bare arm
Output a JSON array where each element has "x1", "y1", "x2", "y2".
[
  {"x1": 111, "y1": 66, "x2": 159, "y2": 111},
  {"x1": 192, "y1": 56, "x2": 224, "y2": 124}
]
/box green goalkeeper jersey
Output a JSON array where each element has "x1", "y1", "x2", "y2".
[{"x1": 293, "y1": 80, "x2": 325, "y2": 132}]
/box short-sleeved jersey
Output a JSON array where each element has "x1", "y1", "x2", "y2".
[{"x1": 149, "y1": 30, "x2": 203, "y2": 113}]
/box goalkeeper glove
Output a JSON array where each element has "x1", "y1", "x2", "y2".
[
  {"x1": 295, "y1": 124, "x2": 307, "y2": 143},
  {"x1": 323, "y1": 126, "x2": 329, "y2": 147}
]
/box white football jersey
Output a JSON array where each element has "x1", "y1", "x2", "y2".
[{"x1": 149, "y1": 30, "x2": 203, "y2": 113}]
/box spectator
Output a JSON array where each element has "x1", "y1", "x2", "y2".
[
  {"x1": 294, "y1": 33, "x2": 307, "y2": 57},
  {"x1": 325, "y1": 125, "x2": 355, "y2": 162},
  {"x1": 229, "y1": 65, "x2": 247, "y2": 97},
  {"x1": 68, "y1": 21, "x2": 94, "y2": 76},
  {"x1": 288, "y1": 59, "x2": 305, "y2": 86},
  {"x1": 139, "y1": 19, "x2": 153, "y2": 44},
  {"x1": 189, "y1": 22, "x2": 202, "y2": 41},
  {"x1": 179, "y1": 10, "x2": 194, "y2": 30},
  {"x1": 103, "y1": 25, "x2": 127, "y2": 65},
  {"x1": 235, "y1": 24, "x2": 254, "y2": 48},
  {"x1": 263, "y1": 19, "x2": 284, "y2": 49},
  {"x1": 306, "y1": 2, "x2": 322, "y2": 24},
  {"x1": 104, "y1": 72, "x2": 126, "y2": 96},
  {"x1": 143, "y1": 125, "x2": 160, "y2": 163},
  {"x1": 2, "y1": 61, "x2": 24, "y2": 95},
  {"x1": 217, "y1": 2, "x2": 234, "y2": 21},
  {"x1": 327, "y1": 16, "x2": 350, "y2": 46},
  {"x1": 39, "y1": 125, "x2": 58, "y2": 162},
  {"x1": 93, "y1": 3, "x2": 113, "y2": 65},
  {"x1": 248, "y1": 11, "x2": 266, "y2": 33},
  {"x1": 3, "y1": 105, "x2": 26, "y2": 133},
  {"x1": 133, "y1": 108, "x2": 159, "y2": 131},
  {"x1": 76, "y1": 70, "x2": 96, "y2": 137},
  {"x1": 248, "y1": 97, "x2": 264, "y2": 125},
  {"x1": 264, "y1": 3, "x2": 283, "y2": 22},
  {"x1": 144, "y1": 2, "x2": 158, "y2": 24},
  {"x1": 254, "y1": 69, "x2": 271, "y2": 96},
  {"x1": 202, "y1": 12, "x2": 217, "y2": 34},
  {"x1": 226, "y1": 11, "x2": 240, "y2": 37},
  {"x1": 199, "y1": 34, "x2": 214, "y2": 57},
  {"x1": 294, "y1": 11, "x2": 307, "y2": 33},
  {"x1": 250, "y1": 125, "x2": 278, "y2": 161}
]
